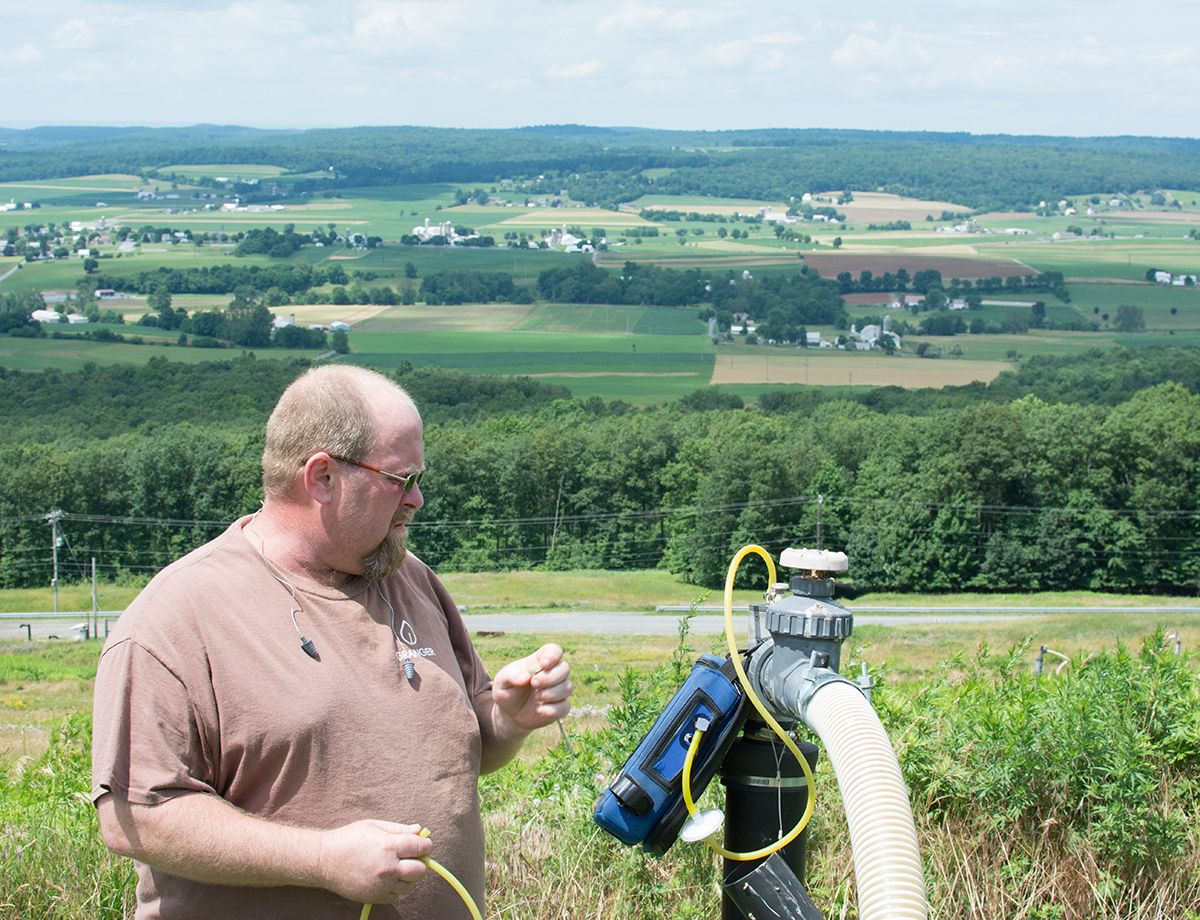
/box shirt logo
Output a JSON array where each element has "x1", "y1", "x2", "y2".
[{"x1": 398, "y1": 619, "x2": 418, "y2": 646}]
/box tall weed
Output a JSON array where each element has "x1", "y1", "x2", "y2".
[{"x1": 0, "y1": 714, "x2": 134, "y2": 919}]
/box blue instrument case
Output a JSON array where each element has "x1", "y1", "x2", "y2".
[{"x1": 593, "y1": 653, "x2": 747, "y2": 856}]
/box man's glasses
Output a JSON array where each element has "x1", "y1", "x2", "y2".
[{"x1": 328, "y1": 455, "x2": 425, "y2": 493}]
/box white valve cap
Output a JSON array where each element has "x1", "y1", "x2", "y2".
[{"x1": 779, "y1": 547, "x2": 848, "y2": 572}]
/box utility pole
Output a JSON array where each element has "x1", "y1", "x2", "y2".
[
  {"x1": 46, "y1": 510, "x2": 63, "y2": 614},
  {"x1": 91, "y1": 557, "x2": 98, "y2": 640}
]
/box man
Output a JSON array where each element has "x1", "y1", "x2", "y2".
[{"x1": 92, "y1": 364, "x2": 572, "y2": 918}]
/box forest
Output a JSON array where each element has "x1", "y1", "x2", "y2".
[
  {"x1": 1, "y1": 347, "x2": 1197, "y2": 594},
  {"x1": 4, "y1": 125, "x2": 1200, "y2": 210}
]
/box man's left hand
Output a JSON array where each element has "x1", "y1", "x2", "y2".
[{"x1": 492, "y1": 644, "x2": 572, "y2": 733}]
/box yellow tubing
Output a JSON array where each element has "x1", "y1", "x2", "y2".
[
  {"x1": 360, "y1": 827, "x2": 483, "y2": 920},
  {"x1": 679, "y1": 544, "x2": 817, "y2": 861}
]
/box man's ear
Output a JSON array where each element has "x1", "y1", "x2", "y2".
[{"x1": 303, "y1": 452, "x2": 336, "y2": 504}]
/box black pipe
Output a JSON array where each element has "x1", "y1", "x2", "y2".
[{"x1": 720, "y1": 728, "x2": 820, "y2": 919}]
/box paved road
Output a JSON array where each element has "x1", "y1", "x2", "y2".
[{"x1": 4, "y1": 605, "x2": 1198, "y2": 642}]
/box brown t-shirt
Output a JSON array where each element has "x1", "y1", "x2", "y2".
[{"x1": 92, "y1": 517, "x2": 492, "y2": 919}]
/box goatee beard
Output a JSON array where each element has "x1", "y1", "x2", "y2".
[{"x1": 361, "y1": 527, "x2": 407, "y2": 581}]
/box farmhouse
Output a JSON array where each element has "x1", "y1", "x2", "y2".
[{"x1": 849, "y1": 319, "x2": 901, "y2": 351}]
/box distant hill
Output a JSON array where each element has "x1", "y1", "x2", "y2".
[{"x1": 2, "y1": 124, "x2": 1199, "y2": 210}]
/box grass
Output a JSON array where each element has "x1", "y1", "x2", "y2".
[{"x1": 3, "y1": 611, "x2": 1198, "y2": 919}]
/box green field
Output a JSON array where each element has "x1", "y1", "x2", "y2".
[
  {"x1": 6, "y1": 170, "x2": 1200, "y2": 397},
  {"x1": 160, "y1": 164, "x2": 288, "y2": 180},
  {"x1": 0, "y1": 334, "x2": 323, "y2": 372}
]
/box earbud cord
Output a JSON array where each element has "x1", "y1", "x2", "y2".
[
  {"x1": 376, "y1": 584, "x2": 417, "y2": 680},
  {"x1": 246, "y1": 511, "x2": 315, "y2": 657}
]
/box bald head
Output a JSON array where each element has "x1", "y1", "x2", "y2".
[{"x1": 262, "y1": 365, "x2": 419, "y2": 499}]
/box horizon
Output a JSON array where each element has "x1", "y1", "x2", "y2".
[{"x1": 2, "y1": 122, "x2": 1198, "y2": 143}]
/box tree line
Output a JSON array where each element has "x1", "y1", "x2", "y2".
[
  {"x1": 4, "y1": 125, "x2": 1200, "y2": 211},
  {"x1": 2, "y1": 348, "x2": 1199, "y2": 594}
]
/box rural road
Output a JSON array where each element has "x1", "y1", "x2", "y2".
[{"x1": 4, "y1": 605, "x2": 1198, "y2": 641}]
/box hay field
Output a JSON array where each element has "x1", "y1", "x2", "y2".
[
  {"x1": 838, "y1": 192, "x2": 971, "y2": 223},
  {"x1": 495, "y1": 208, "x2": 655, "y2": 228},
  {"x1": 710, "y1": 351, "x2": 1009, "y2": 388},
  {"x1": 349, "y1": 303, "x2": 538, "y2": 333},
  {"x1": 267, "y1": 303, "x2": 393, "y2": 326},
  {"x1": 162, "y1": 164, "x2": 288, "y2": 179}
]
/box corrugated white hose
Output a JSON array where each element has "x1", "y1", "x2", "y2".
[{"x1": 803, "y1": 680, "x2": 928, "y2": 920}]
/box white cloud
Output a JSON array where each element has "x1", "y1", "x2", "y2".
[
  {"x1": 547, "y1": 59, "x2": 600, "y2": 79},
  {"x1": 351, "y1": 1, "x2": 466, "y2": 47},
  {"x1": 13, "y1": 42, "x2": 43, "y2": 62},
  {"x1": 831, "y1": 27, "x2": 930, "y2": 70},
  {"x1": 1056, "y1": 48, "x2": 1113, "y2": 68},
  {"x1": 596, "y1": 2, "x2": 715, "y2": 35},
  {"x1": 749, "y1": 31, "x2": 805, "y2": 46},
  {"x1": 1156, "y1": 46, "x2": 1195, "y2": 66},
  {"x1": 51, "y1": 18, "x2": 94, "y2": 49}
]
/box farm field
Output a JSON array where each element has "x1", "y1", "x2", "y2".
[
  {"x1": 0, "y1": 332, "x2": 321, "y2": 372},
  {"x1": 161, "y1": 163, "x2": 288, "y2": 180},
  {"x1": 804, "y1": 249, "x2": 1036, "y2": 280},
  {"x1": 835, "y1": 191, "x2": 972, "y2": 223},
  {"x1": 6, "y1": 171, "x2": 1200, "y2": 396},
  {"x1": 709, "y1": 349, "x2": 1010, "y2": 387}
]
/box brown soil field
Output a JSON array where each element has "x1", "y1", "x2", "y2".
[
  {"x1": 843, "y1": 293, "x2": 904, "y2": 305},
  {"x1": 711, "y1": 352, "x2": 1008, "y2": 388},
  {"x1": 803, "y1": 252, "x2": 1036, "y2": 280}
]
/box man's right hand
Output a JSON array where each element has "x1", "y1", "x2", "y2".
[
  {"x1": 316, "y1": 820, "x2": 432, "y2": 904},
  {"x1": 97, "y1": 792, "x2": 434, "y2": 903}
]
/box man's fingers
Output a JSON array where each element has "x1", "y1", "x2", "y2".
[
  {"x1": 531, "y1": 660, "x2": 570, "y2": 689},
  {"x1": 533, "y1": 643, "x2": 564, "y2": 672},
  {"x1": 533, "y1": 677, "x2": 573, "y2": 703}
]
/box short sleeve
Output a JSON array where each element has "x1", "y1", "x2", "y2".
[
  {"x1": 426, "y1": 570, "x2": 493, "y2": 705},
  {"x1": 91, "y1": 637, "x2": 218, "y2": 806}
]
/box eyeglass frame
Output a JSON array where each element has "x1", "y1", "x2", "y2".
[{"x1": 326, "y1": 454, "x2": 426, "y2": 493}]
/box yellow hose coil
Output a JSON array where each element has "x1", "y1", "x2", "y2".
[{"x1": 679, "y1": 544, "x2": 817, "y2": 861}]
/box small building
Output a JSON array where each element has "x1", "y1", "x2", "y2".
[
  {"x1": 31, "y1": 309, "x2": 64, "y2": 323},
  {"x1": 330, "y1": 321, "x2": 351, "y2": 332},
  {"x1": 67, "y1": 314, "x2": 90, "y2": 324}
]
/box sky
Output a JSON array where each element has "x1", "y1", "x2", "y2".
[{"x1": 2, "y1": 0, "x2": 1198, "y2": 137}]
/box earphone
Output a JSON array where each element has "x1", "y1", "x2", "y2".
[{"x1": 247, "y1": 512, "x2": 418, "y2": 675}]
